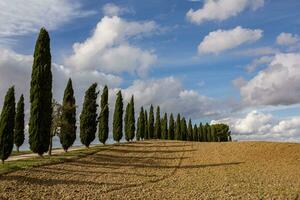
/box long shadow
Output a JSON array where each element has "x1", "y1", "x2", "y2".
[
  {"x1": 99, "y1": 148, "x2": 196, "y2": 154},
  {"x1": 93, "y1": 153, "x2": 189, "y2": 160},
  {"x1": 0, "y1": 175, "x2": 122, "y2": 187},
  {"x1": 32, "y1": 167, "x2": 158, "y2": 178},
  {"x1": 121, "y1": 144, "x2": 192, "y2": 148},
  {"x1": 73, "y1": 160, "x2": 243, "y2": 169}
]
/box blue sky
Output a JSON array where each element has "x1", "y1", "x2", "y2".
[{"x1": 1, "y1": 0, "x2": 300, "y2": 141}]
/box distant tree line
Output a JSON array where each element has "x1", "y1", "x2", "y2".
[{"x1": 0, "y1": 28, "x2": 231, "y2": 164}]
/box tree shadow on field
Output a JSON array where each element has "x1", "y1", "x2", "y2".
[
  {"x1": 99, "y1": 148, "x2": 196, "y2": 154},
  {"x1": 122, "y1": 144, "x2": 191, "y2": 148},
  {"x1": 93, "y1": 153, "x2": 189, "y2": 160}
]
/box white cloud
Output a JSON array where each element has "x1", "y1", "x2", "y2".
[
  {"x1": 245, "y1": 56, "x2": 273, "y2": 72},
  {"x1": 234, "y1": 47, "x2": 279, "y2": 57},
  {"x1": 120, "y1": 77, "x2": 222, "y2": 119},
  {"x1": 65, "y1": 16, "x2": 157, "y2": 77},
  {"x1": 102, "y1": 3, "x2": 133, "y2": 16},
  {"x1": 186, "y1": 0, "x2": 264, "y2": 24},
  {"x1": 276, "y1": 32, "x2": 299, "y2": 46},
  {"x1": 212, "y1": 110, "x2": 300, "y2": 142},
  {"x1": 0, "y1": 0, "x2": 94, "y2": 38},
  {"x1": 198, "y1": 26, "x2": 263, "y2": 54},
  {"x1": 239, "y1": 53, "x2": 300, "y2": 106}
]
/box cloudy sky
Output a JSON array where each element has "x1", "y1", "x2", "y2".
[{"x1": 1, "y1": 0, "x2": 300, "y2": 142}]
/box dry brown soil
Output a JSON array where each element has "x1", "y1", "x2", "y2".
[{"x1": 0, "y1": 140, "x2": 300, "y2": 199}]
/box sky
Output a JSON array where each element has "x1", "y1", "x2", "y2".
[{"x1": 1, "y1": 0, "x2": 300, "y2": 142}]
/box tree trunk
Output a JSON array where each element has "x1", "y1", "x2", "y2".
[
  {"x1": 16, "y1": 146, "x2": 19, "y2": 152},
  {"x1": 2, "y1": 160, "x2": 4, "y2": 164},
  {"x1": 48, "y1": 135, "x2": 53, "y2": 156}
]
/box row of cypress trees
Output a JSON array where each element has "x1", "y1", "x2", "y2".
[{"x1": 0, "y1": 27, "x2": 231, "y2": 164}]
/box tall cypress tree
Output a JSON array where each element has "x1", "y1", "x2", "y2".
[
  {"x1": 136, "y1": 117, "x2": 140, "y2": 141},
  {"x1": 154, "y1": 106, "x2": 161, "y2": 139},
  {"x1": 29, "y1": 28, "x2": 52, "y2": 156},
  {"x1": 124, "y1": 102, "x2": 130, "y2": 142},
  {"x1": 98, "y1": 85, "x2": 109, "y2": 144},
  {"x1": 206, "y1": 123, "x2": 211, "y2": 142},
  {"x1": 199, "y1": 123, "x2": 203, "y2": 142},
  {"x1": 187, "y1": 119, "x2": 193, "y2": 141},
  {"x1": 129, "y1": 96, "x2": 135, "y2": 141},
  {"x1": 0, "y1": 87, "x2": 15, "y2": 163},
  {"x1": 144, "y1": 110, "x2": 148, "y2": 139},
  {"x1": 14, "y1": 94, "x2": 25, "y2": 152},
  {"x1": 137, "y1": 107, "x2": 145, "y2": 141},
  {"x1": 60, "y1": 78, "x2": 76, "y2": 151},
  {"x1": 211, "y1": 125, "x2": 216, "y2": 142},
  {"x1": 193, "y1": 124, "x2": 198, "y2": 141},
  {"x1": 181, "y1": 117, "x2": 187, "y2": 141},
  {"x1": 113, "y1": 91, "x2": 123, "y2": 143},
  {"x1": 148, "y1": 105, "x2": 154, "y2": 139},
  {"x1": 175, "y1": 114, "x2": 181, "y2": 140},
  {"x1": 168, "y1": 113, "x2": 175, "y2": 140},
  {"x1": 161, "y1": 113, "x2": 168, "y2": 140},
  {"x1": 80, "y1": 83, "x2": 98, "y2": 147}
]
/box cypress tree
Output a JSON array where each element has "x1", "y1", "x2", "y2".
[
  {"x1": 193, "y1": 124, "x2": 198, "y2": 141},
  {"x1": 206, "y1": 123, "x2": 211, "y2": 142},
  {"x1": 154, "y1": 106, "x2": 161, "y2": 139},
  {"x1": 181, "y1": 117, "x2": 187, "y2": 141},
  {"x1": 124, "y1": 102, "x2": 130, "y2": 142},
  {"x1": 168, "y1": 113, "x2": 175, "y2": 140},
  {"x1": 129, "y1": 96, "x2": 135, "y2": 141},
  {"x1": 187, "y1": 119, "x2": 193, "y2": 141},
  {"x1": 0, "y1": 87, "x2": 15, "y2": 163},
  {"x1": 98, "y1": 85, "x2": 109, "y2": 144},
  {"x1": 175, "y1": 114, "x2": 181, "y2": 140},
  {"x1": 136, "y1": 117, "x2": 140, "y2": 141},
  {"x1": 14, "y1": 94, "x2": 25, "y2": 152},
  {"x1": 148, "y1": 105, "x2": 154, "y2": 139},
  {"x1": 202, "y1": 124, "x2": 208, "y2": 142},
  {"x1": 161, "y1": 113, "x2": 168, "y2": 140},
  {"x1": 60, "y1": 78, "x2": 76, "y2": 151},
  {"x1": 144, "y1": 110, "x2": 148, "y2": 139},
  {"x1": 137, "y1": 107, "x2": 145, "y2": 141},
  {"x1": 199, "y1": 123, "x2": 203, "y2": 142},
  {"x1": 29, "y1": 28, "x2": 52, "y2": 156},
  {"x1": 211, "y1": 125, "x2": 216, "y2": 142},
  {"x1": 113, "y1": 91, "x2": 123, "y2": 142},
  {"x1": 80, "y1": 83, "x2": 98, "y2": 147}
]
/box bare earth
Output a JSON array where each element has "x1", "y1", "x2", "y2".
[{"x1": 0, "y1": 140, "x2": 300, "y2": 199}]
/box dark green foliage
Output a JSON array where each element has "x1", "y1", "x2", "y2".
[
  {"x1": 181, "y1": 117, "x2": 187, "y2": 141},
  {"x1": 206, "y1": 123, "x2": 211, "y2": 142},
  {"x1": 187, "y1": 119, "x2": 193, "y2": 141},
  {"x1": 98, "y1": 85, "x2": 109, "y2": 144},
  {"x1": 129, "y1": 96, "x2": 135, "y2": 141},
  {"x1": 198, "y1": 123, "x2": 203, "y2": 142},
  {"x1": 0, "y1": 87, "x2": 15, "y2": 163},
  {"x1": 137, "y1": 107, "x2": 145, "y2": 141},
  {"x1": 175, "y1": 114, "x2": 181, "y2": 140},
  {"x1": 113, "y1": 91, "x2": 123, "y2": 142},
  {"x1": 193, "y1": 124, "x2": 198, "y2": 141},
  {"x1": 211, "y1": 125, "x2": 216, "y2": 142},
  {"x1": 144, "y1": 110, "x2": 148, "y2": 139},
  {"x1": 168, "y1": 113, "x2": 175, "y2": 140},
  {"x1": 124, "y1": 102, "x2": 130, "y2": 142},
  {"x1": 14, "y1": 94, "x2": 25, "y2": 152},
  {"x1": 161, "y1": 113, "x2": 168, "y2": 140},
  {"x1": 29, "y1": 28, "x2": 53, "y2": 156},
  {"x1": 60, "y1": 79, "x2": 76, "y2": 151},
  {"x1": 80, "y1": 83, "x2": 98, "y2": 147},
  {"x1": 213, "y1": 123, "x2": 231, "y2": 142},
  {"x1": 148, "y1": 105, "x2": 154, "y2": 139},
  {"x1": 154, "y1": 106, "x2": 161, "y2": 139}
]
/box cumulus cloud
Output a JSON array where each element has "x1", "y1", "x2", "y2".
[
  {"x1": 245, "y1": 56, "x2": 273, "y2": 72},
  {"x1": 65, "y1": 16, "x2": 157, "y2": 77},
  {"x1": 198, "y1": 26, "x2": 263, "y2": 54},
  {"x1": 186, "y1": 0, "x2": 264, "y2": 24},
  {"x1": 102, "y1": 3, "x2": 133, "y2": 16},
  {"x1": 238, "y1": 53, "x2": 300, "y2": 106},
  {"x1": 276, "y1": 32, "x2": 299, "y2": 46},
  {"x1": 0, "y1": 0, "x2": 94, "y2": 38},
  {"x1": 212, "y1": 110, "x2": 300, "y2": 142},
  {"x1": 120, "y1": 77, "x2": 222, "y2": 119}
]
